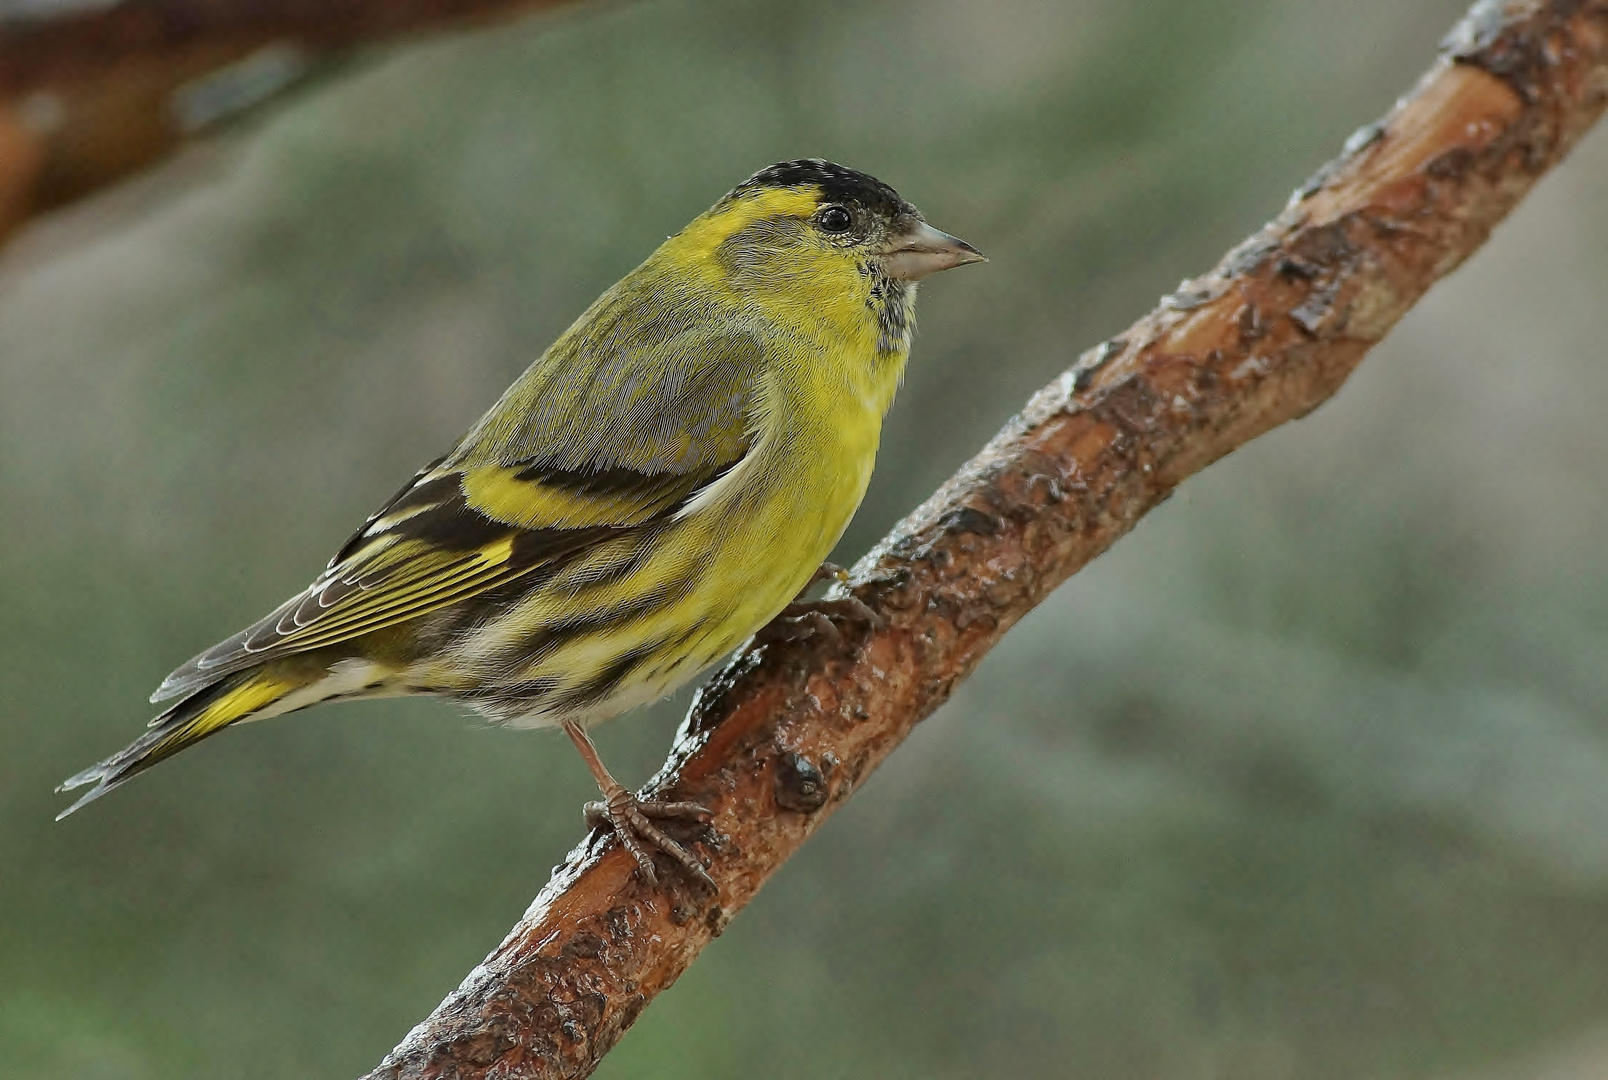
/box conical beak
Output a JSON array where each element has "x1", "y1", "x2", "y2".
[{"x1": 882, "y1": 221, "x2": 987, "y2": 281}]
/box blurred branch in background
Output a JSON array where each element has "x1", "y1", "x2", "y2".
[
  {"x1": 0, "y1": 0, "x2": 588, "y2": 243},
  {"x1": 363, "y1": 1, "x2": 1608, "y2": 1077}
]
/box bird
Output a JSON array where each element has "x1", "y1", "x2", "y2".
[{"x1": 57, "y1": 159, "x2": 985, "y2": 886}]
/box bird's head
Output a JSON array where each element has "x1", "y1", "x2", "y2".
[
  {"x1": 663, "y1": 160, "x2": 984, "y2": 355},
  {"x1": 709, "y1": 159, "x2": 984, "y2": 281}
]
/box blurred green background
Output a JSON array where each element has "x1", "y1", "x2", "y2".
[{"x1": 5, "y1": 0, "x2": 1608, "y2": 1076}]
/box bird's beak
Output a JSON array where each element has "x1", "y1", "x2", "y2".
[{"x1": 882, "y1": 221, "x2": 987, "y2": 281}]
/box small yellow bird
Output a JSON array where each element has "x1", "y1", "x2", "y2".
[{"x1": 58, "y1": 160, "x2": 984, "y2": 884}]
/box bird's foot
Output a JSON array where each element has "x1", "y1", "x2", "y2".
[
  {"x1": 758, "y1": 595, "x2": 885, "y2": 648},
  {"x1": 584, "y1": 786, "x2": 715, "y2": 890},
  {"x1": 793, "y1": 560, "x2": 851, "y2": 602}
]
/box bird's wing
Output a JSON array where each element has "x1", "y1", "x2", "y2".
[{"x1": 153, "y1": 319, "x2": 763, "y2": 704}]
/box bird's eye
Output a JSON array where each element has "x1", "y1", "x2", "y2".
[{"x1": 817, "y1": 206, "x2": 853, "y2": 234}]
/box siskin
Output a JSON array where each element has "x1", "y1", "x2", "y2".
[{"x1": 58, "y1": 160, "x2": 985, "y2": 885}]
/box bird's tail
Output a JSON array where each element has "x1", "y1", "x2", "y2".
[{"x1": 56, "y1": 666, "x2": 307, "y2": 820}]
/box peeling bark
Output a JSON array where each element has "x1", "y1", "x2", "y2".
[{"x1": 361, "y1": 2, "x2": 1608, "y2": 1076}]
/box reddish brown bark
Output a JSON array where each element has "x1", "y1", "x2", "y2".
[
  {"x1": 0, "y1": 0, "x2": 581, "y2": 235},
  {"x1": 361, "y1": 1, "x2": 1608, "y2": 1077}
]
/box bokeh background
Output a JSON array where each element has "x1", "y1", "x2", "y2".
[{"x1": 5, "y1": 0, "x2": 1608, "y2": 1076}]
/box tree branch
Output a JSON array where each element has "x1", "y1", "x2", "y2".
[
  {"x1": 367, "y1": 1, "x2": 1608, "y2": 1076},
  {"x1": 0, "y1": 0, "x2": 585, "y2": 243}
]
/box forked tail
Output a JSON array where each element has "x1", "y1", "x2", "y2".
[{"x1": 56, "y1": 668, "x2": 305, "y2": 820}]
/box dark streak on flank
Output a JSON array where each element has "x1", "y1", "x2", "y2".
[
  {"x1": 460, "y1": 675, "x2": 563, "y2": 704},
  {"x1": 483, "y1": 573, "x2": 696, "y2": 679},
  {"x1": 639, "y1": 618, "x2": 714, "y2": 682},
  {"x1": 553, "y1": 641, "x2": 666, "y2": 715}
]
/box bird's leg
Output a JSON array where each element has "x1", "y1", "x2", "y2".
[
  {"x1": 563, "y1": 719, "x2": 715, "y2": 889},
  {"x1": 760, "y1": 562, "x2": 884, "y2": 646}
]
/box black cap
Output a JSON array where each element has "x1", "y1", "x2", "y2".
[{"x1": 729, "y1": 159, "x2": 915, "y2": 220}]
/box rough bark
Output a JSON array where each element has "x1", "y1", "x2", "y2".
[
  {"x1": 0, "y1": 0, "x2": 582, "y2": 239},
  {"x1": 349, "y1": 1, "x2": 1608, "y2": 1076}
]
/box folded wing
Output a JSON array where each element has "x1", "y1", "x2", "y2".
[{"x1": 153, "y1": 316, "x2": 764, "y2": 704}]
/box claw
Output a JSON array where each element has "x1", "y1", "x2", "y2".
[
  {"x1": 757, "y1": 594, "x2": 885, "y2": 649},
  {"x1": 585, "y1": 789, "x2": 716, "y2": 890},
  {"x1": 821, "y1": 595, "x2": 885, "y2": 632}
]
